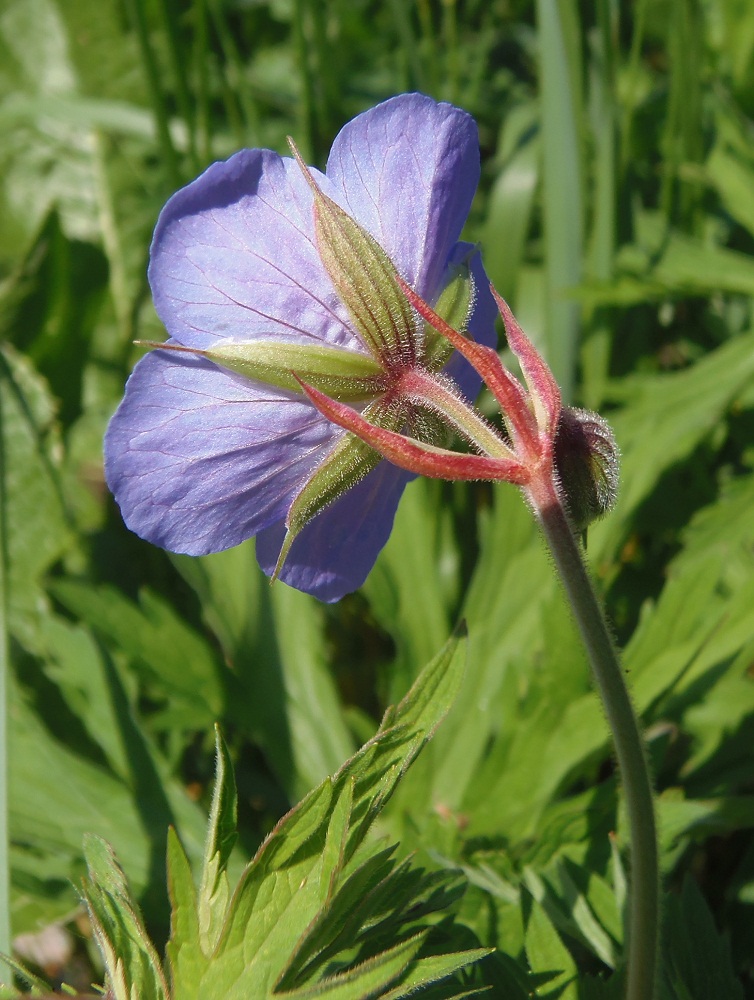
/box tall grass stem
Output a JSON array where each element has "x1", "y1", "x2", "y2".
[
  {"x1": 535, "y1": 0, "x2": 584, "y2": 404},
  {"x1": 0, "y1": 372, "x2": 11, "y2": 986},
  {"x1": 153, "y1": 0, "x2": 199, "y2": 173},
  {"x1": 127, "y1": 0, "x2": 181, "y2": 189}
]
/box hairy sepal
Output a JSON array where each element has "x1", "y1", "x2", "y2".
[
  {"x1": 395, "y1": 275, "x2": 539, "y2": 453},
  {"x1": 289, "y1": 140, "x2": 417, "y2": 364},
  {"x1": 423, "y1": 262, "x2": 475, "y2": 371},
  {"x1": 137, "y1": 339, "x2": 384, "y2": 401},
  {"x1": 273, "y1": 399, "x2": 408, "y2": 579},
  {"x1": 299, "y1": 379, "x2": 530, "y2": 485}
]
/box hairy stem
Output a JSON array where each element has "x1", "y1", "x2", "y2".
[
  {"x1": 526, "y1": 467, "x2": 659, "y2": 1000},
  {"x1": 399, "y1": 368, "x2": 515, "y2": 460}
]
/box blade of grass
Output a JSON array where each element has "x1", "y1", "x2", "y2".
[
  {"x1": 152, "y1": 0, "x2": 199, "y2": 173},
  {"x1": 293, "y1": 0, "x2": 318, "y2": 161},
  {"x1": 620, "y1": 0, "x2": 649, "y2": 177},
  {"x1": 0, "y1": 366, "x2": 10, "y2": 985},
  {"x1": 661, "y1": 0, "x2": 704, "y2": 226},
  {"x1": 125, "y1": 0, "x2": 181, "y2": 189},
  {"x1": 441, "y1": 0, "x2": 459, "y2": 103},
  {"x1": 535, "y1": 0, "x2": 585, "y2": 403},
  {"x1": 309, "y1": 0, "x2": 340, "y2": 148},
  {"x1": 481, "y1": 101, "x2": 540, "y2": 306},
  {"x1": 209, "y1": 0, "x2": 260, "y2": 147},
  {"x1": 581, "y1": 0, "x2": 618, "y2": 408},
  {"x1": 192, "y1": 0, "x2": 212, "y2": 165},
  {"x1": 388, "y1": 0, "x2": 424, "y2": 92},
  {"x1": 416, "y1": 0, "x2": 439, "y2": 95}
]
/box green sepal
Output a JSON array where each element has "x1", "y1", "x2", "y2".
[
  {"x1": 273, "y1": 399, "x2": 407, "y2": 579},
  {"x1": 289, "y1": 140, "x2": 416, "y2": 363},
  {"x1": 141, "y1": 339, "x2": 384, "y2": 401},
  {"x1": 423, "y1": 262, "x2": 476, "y2": 371}
]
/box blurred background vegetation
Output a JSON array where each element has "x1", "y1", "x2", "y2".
[{"x1": 2, "y1": 0, "x2": 754, "y2": 994}]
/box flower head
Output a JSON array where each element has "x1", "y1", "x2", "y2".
[{"x1": 104, "y1": 94, "x2": 497, "y2": 601}]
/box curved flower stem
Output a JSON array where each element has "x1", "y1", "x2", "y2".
[{"x1": 526, "y1": 466, "x2": 659, "y2": 1000}]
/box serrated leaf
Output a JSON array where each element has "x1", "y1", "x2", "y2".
[
  {"x1": 198, "y1": 727, "x2": 238, "y2": 954},
  {"x1": 0, "y1": 346, "x2": 72, "y2": 646},
  {"x1": 164, "y1": 632, "x2": 474, "y2": 1000},
  {"x1": 275, "y1": 931, "x2": 427, "y2": 999},
  {"x1": 524, "y1": 900, "x2": 578, "y2": 999},
  {"x1": 379, "y1": 622, "x2": 467, "y2": 742},
  {"x1": 166, "y1": 827, "x2": 207, "y2": 988},
  {"x1": 319, "y1": 777, "x2": 354, "y2": 904},
  {"x1": 277, "y1": 846, "x2": 400, "y2": 990},
  {"x1": 49, "y1": 580, "x2": 225, "y2": 730},
  {"x1": 380, "y1": 948, "x2": 491, "y2": 1000},
  {"x1": 661, "y1": 878, "x2": 743, "y2": 1000},
  {"x1": 553, "y1": 861, "x2": 619, "y2": 969},
  {"x1": 82, "y1": 835, "x2": 170, "y2": 1000},
  {"x1": 9, "y1": 653, "x2": 207, "y2": 934},
  {"x1": 524, "y1": 866, "x2": 618, "y2": 970}
]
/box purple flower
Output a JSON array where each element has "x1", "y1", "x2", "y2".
[{"x1": 104, "y1": 93, "x2": 496, "y2": 602}]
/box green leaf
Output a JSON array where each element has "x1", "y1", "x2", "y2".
[
  {"x1": 274, "y1": 932, "x2": 427, "y2": 998},
  {"x1": 482, "y1": 102, "x2": 540, "y2": 305},
  {"x1": 661, "y1": 878, "x2": 743, "y2": 1000},
  {"x1": 269, "y1": 584, "x2": 357, "y2": 799},
  {"x1": 82, "y1": 835, "x2": 170, "y2": 1000},
  {"x1": 523, "y1": 863, "x2": 619, "y2": 971},
  {"x1": 524, "y1": 899, "x2": 578, "y2": 999},
  {"x1": 197, "y1": 728, "x2": 238, "y2": 955},
  {"x1": 658, "y1": 794, "x2": 754, "y2": 862},
  {"x1": 409, "y1": 487, "x2": 563, "y2": 835},
  {"x1": 706, "y1": 143, "x2": 754, "y2": 240},
  {"x1": 0, "y1": 346, "x2": 72, "y2": 647},
  {"x1": 49, "y1": 580, "x2": 225, "y2": 730},
  {"x1": 175, "y1": 545, "x2": 356, "y2": 802},
  {"x1": 9, "y1": 649, "x2": 208, "y2": 932},
  {"x1": 162, "y1": 630, "x2": 480, "y2": 1000},
  {"x1": 166, "y1": 827, "x2": 207, "y2": 989},
  {"x1": 535, "y1": 0, "x2": 585, "y2": 402},
  {"x1": 365, "y1": 478, "x2": 455, "y2": 701},
  {"x1": 578, "y1": 212, "x2": 754, "y2": 306},
  {"x1": 591, "y1": 328, "x2": 754, "y2": 560}
]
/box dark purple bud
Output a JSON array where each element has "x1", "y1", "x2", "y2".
[{"x1": 554, "y1": 407, "x2": 619, "y2": 531}]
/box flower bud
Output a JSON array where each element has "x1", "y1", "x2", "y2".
[{"x1": 554, "y1": 406, "x2": 619, "y2": 531}]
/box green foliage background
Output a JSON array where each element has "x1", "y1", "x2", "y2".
[{"x1": 2, "y1": 0, "x2": 754, "y2": 995}]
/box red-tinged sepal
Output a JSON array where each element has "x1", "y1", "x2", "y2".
[
  {"x1": 491, "y1": 286, "x2": 562, "y2": 438},
  {"x1": 297, "y1": 378, "x2": 530, "y2": 485},
  {"x1": 272, "y1": 398, "x2": 407, "y2": 580},
  {"x1": 395, "y1": 274, "x2": 539, "y2": 454},
  {"x1": 422, "y1": 262, "x2": 475, "y2": 371}
]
